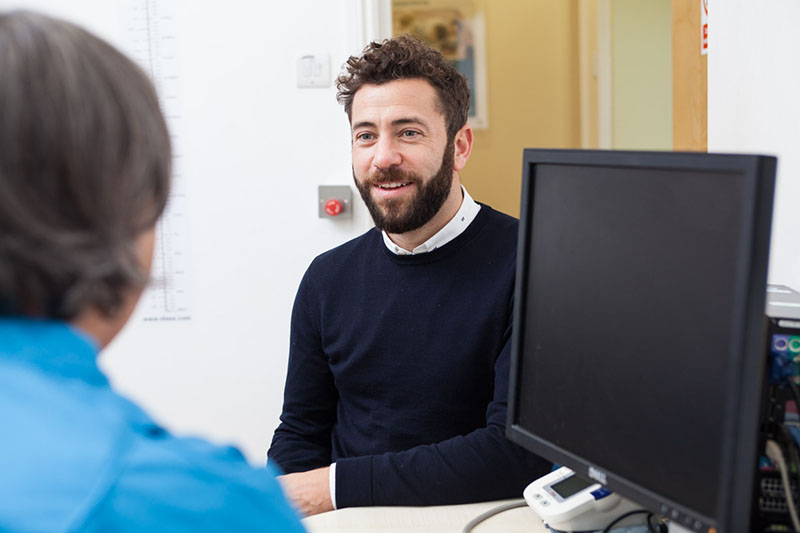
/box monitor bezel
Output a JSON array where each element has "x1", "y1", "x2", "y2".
[{"x1": 506, "y1": 149, "x2": 776, "y2": 532}]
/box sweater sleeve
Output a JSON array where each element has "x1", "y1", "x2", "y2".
[
  {"x1": 334, "y1": 328, "x2": 551, "y2": 508},
  {"x1": 267, "y1": 269, "x2": 338, "y2": 473}
]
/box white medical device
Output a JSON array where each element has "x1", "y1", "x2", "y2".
[{"x1": 524, "y1": 466, "x2": 648, "y2": 532}]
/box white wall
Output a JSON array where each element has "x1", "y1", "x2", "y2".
[
  {"x1": 6, "y1": 0, "x2": 377, "y2": 462},
  {"x1": 709, "y1": 1, "x2": 800, "y2": 292}
]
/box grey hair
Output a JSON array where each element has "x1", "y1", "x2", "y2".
[{"x1": 0, "y1": 10, "x2": 171, "y2": 319}]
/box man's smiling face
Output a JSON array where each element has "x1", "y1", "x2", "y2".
[{"x1": 350, "y1": 78, "x2": 455, "y2": 234}]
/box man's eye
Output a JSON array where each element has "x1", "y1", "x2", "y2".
[
  {"x1": 356, "y1": 132, "x2": 374, "y2": 141},
  {"x1": 401, "y1": 130, "x2": 419, "y2": 138}
]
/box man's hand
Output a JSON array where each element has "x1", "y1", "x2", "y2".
[{"x1": 278, "y1": 466, "x2": 333, "y2": 517}]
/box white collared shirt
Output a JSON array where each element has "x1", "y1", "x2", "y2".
[
  {"x1": 382, "y1": 186, "x2": 481, "y2": 255},
  {"x1": 329, "y1": 186, "x2": 481, "y2": 509}
]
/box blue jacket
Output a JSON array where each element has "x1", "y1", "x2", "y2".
[{"x1": 0, "y1": 319, "x2": 304, "y2": 532}]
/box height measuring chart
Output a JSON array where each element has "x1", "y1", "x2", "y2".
[{"x1": 121, "y1": 0, "x2": 193, "y2": 322}]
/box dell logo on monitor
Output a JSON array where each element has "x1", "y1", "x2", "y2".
[{"x1": 588, "y1": 467, "x2": 607, "y2": 485}]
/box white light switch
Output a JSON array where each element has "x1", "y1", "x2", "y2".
[{"x1": 297, "y1": 53, "x2": 330, "y2": 88}]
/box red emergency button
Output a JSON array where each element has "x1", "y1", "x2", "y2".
[{"x1": 324, "y1": 199, "x2": 343, "y2": 216}]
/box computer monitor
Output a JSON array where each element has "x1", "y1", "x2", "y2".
[{"x1": 506, "y1": 149, "x2": 777, "y2": 532}]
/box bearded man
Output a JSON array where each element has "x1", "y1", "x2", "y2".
[{"x1": 268, "y1": 35, "x2": 550, "y2": 515}]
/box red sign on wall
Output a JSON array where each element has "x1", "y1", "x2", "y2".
[{"x1": 701, "y1": 0, "x2": 708, "y2": 55}]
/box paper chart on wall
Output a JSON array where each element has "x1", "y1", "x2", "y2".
[{"x1": 121, "y1": 0, "x2": 193, "y2": 322}]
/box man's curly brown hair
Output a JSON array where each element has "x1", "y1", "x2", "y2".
[{"x1": 336, "y1": 34, "x2": 471, "y2": 141}]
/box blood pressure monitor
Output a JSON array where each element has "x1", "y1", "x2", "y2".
[{"x1": 524, "y1": 466, "x2": 647, "y2": 532}]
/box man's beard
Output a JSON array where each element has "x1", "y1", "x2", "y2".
[{"x1": 354, "y1": 140, "x2": 455, "y2": 234}]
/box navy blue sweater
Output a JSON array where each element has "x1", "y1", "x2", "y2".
[{"x1": 268, "y1": 205, "x2": 549, "y2": 507}]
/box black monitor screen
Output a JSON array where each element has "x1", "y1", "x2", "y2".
[{"x1": 507, "y1": 150, "x2": 776, "y2": 532}]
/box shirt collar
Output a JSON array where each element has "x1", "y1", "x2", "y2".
[
  {"x1": 383, "y1": 186, "x2": 481, "y2": 255},
  {"x1": 0, "y1": 318, "x2": 107, "y2": 386}
]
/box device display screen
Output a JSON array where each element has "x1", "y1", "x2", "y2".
[{"x1": 551, "y1": 474, "x2": 594, "y2": 499}]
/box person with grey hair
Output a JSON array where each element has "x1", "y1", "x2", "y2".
[{"x1": 0, "y1": 11, "x2": 303, "y2": 532}]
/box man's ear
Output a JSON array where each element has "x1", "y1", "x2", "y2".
[{"x1": 453, "y1": 124, "x2": 473, "y2": 171}]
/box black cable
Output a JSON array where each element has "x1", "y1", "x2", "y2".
[
  {"x1": 647, "y1": 513, "x2": 668, "y2": 533},
  {"x1": 645, "y1": 512, "x2": 659, "y2": 533},
  {"x1": 787, "y1": 378, "x2": 800, "y2": 417},
  {"x1": 601, "y1": 509, "x2": 651, "y2": 533},
  {"x1": 782, "y1": 378, "x2": 800, "y2": 496},
  {"x1": 779, "y1": 423, "x2": 800, "y2": 499}
]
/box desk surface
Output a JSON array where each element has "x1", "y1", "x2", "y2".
[{"x1": 302, "y1": 499, "x2": 549, "y2": 533}]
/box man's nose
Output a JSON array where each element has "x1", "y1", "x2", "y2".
[{"x1": 372, "y1": 136, "x2": 402, "y2": 170}]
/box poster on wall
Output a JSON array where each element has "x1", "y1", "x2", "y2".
[{"x1": 392, "y1": 0, "x2": 489, "y2": 129}]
